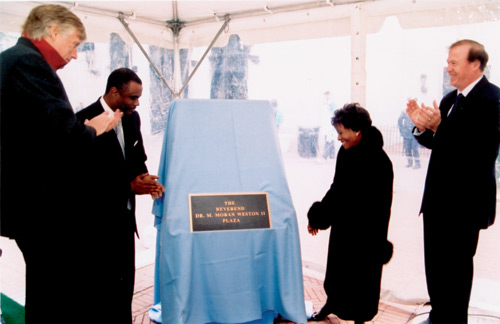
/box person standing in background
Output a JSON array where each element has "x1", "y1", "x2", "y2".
[
  {"x1": 0, "y1": 5, "x2": 120, "y2": 323},
  {"x1": 322, "y1": 91, "x2": 337, "y2": 159},
  {"x1": 407, "y1": 39, "x2": 500, "y2": 324},
  {"x1": 398, "y1": 109, "x2": 421, "y2": 169}
]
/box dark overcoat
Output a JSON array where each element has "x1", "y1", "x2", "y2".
[
  {"x1": 0, "y1": 37, "x2": 97, "y2": 323},
  {"x1": 0, "y1": 37, "x2": 96, "y2": 239},
  {"x1": 308, "y1": 126, "x2": 393, "y2": 321}
]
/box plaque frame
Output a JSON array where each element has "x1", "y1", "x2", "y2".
[{"x1": 188, "y1": 192, "x2": 272, "y2": 232}]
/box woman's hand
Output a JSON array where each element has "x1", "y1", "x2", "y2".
[{"x1": 308, "y1": 224, "x2": 319, "y2": 236}]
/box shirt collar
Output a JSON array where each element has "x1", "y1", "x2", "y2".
[
  {"x1": 459, "y1": 75, "x2": 483, "y2": 97},
  {"x1": 100, "y1": 96, "x2": 114, "y2": 114},
  {"x1": 25, "y1": 35, "x2": 67, "y2": 71},
  {"x1": 100, "y1": 97, "x2": 123, "y2": 128}
]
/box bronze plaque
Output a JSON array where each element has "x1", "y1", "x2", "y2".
[{"x1": 189, "y1": 193, "x2": 272, "y2": 232}]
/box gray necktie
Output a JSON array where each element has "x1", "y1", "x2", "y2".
[
  {"x1": 114, "y1": 121, "x2": 131, "y2": 209},
  {"x1": 115, "y1": 121, "x2": 126, "y2": 158}
]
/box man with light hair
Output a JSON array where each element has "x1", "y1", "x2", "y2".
[{"x1": 1, "y1": 5, "x2": 120, "y2": 323}]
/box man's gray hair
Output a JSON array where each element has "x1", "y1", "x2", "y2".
[{"x1": 22, "y1": 4, "x2": 86, "y2": 41}]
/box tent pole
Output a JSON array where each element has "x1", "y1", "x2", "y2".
[
  {"x1": 350, "y1": 4, "x2": 367, "y2": 107},
  {"x1": 171, "y1": 0, "x2": 182, "y2": 96},
  {"x1": 117, "y1": 13, "x2": 177, "y2": 97},
  {"x1": 178, "y1": 15, "x2": 231, "y2": 96},
  {"x1": 173, "y1": 36, "x2": 182, "y2": 96}
]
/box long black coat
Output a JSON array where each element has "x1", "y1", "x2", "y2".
[
  {"x1": 0, "y1": 37, "x2": 97, "y2": 323},
  {"x1": 308, "y1": 126, "x2": 393, "y2": 321},
  {"x1": 0, "y1": 37, "x2": 96, "y2": 239}
]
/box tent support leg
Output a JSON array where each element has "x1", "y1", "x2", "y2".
[
  {"x1": 118, "y1": 12, "x2": 230, "y2": 99},
  {"x1": 350, "y1": 4, "x2": 367, "y2": 107},
  {"x1": 178, "y1": 15, "x2": 230, "y2": 96},
  {"x1": 171, "y1": 0, "x2": 182, "y2": 95},
  {"x1": 118, "y1": 13, "x2": 177, "y2": 97}
]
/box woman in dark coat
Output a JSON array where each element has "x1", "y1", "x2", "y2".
[{"x1": 308, "y1": 103, "x2": 394, "y2": 323}]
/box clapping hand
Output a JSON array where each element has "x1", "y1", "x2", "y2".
[
  {"x1": 84, "y1": 110, "x2": 123, "y2": 136},
  {"x1": 105, "y1": 109, "x2": 124, "y2": 132},
  {"x1": 406, "y1": 98, "x2": 441, "y2": 133}
]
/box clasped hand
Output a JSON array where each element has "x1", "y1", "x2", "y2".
[
  {"x1": 131, "y1": 173, "x2": 166, "y2": 199},
  {"x1": 406, "y1": 98, "x2": 441, "y2": 133}
]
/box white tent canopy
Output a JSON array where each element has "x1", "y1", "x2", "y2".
[
  {"x1": 2, "y1": 0, "x2": 499, "y2": 47},
  {"x1": 1, "y1": 0, "x2": 500, "y2": 101}
]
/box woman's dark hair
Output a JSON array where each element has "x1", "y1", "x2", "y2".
[{"x1": 331, "y1": 103, "x2": 372, "y2": 132}]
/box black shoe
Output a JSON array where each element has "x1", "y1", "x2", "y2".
[{"x1": 309, "y1": 304, "x2": 332, "y2": 321}]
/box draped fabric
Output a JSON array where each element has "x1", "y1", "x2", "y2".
[{"x1": 152, "y1": 99, "x2": 307, "y2": 324}]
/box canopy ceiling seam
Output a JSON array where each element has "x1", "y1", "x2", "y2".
[
  {"x1": 50, "y1": 0, "x2": 377, "y2": 29},
  {"x1": 184, "y1": 0, "x2": 378, "y2": 27}
]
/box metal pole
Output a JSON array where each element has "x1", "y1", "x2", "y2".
[
  {"x1": 178, "y1": 15, "x2": 230, "y2": 95},
  {"x1": 171, "y1": 0, "x2": 182, "y2": 95},
  {"x1": 350, "y1": 5, "x2": 366, "y2": 107},
  {"x1": 118, "y1": 13, "x2": 177, "y2": 97}
]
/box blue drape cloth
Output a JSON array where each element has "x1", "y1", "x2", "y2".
[{"x1": 152, "y1": 99, "x2": 307, "y2": 324}]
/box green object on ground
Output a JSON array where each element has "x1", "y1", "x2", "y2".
[{"x1": 1, "y1": 294, "x2": 25, "y2": 324}]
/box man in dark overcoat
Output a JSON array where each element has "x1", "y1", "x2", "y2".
[{"x1": 0, "y1": 5, "x2": 118, "y2": 323}]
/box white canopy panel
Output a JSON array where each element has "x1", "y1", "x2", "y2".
[{"x1": 1, "y1": 0, "x2": 499, "y2": 48}]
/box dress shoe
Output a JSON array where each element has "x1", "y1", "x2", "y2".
[{"x1": 309, "y1": 304, "x2": 332, "y2": 321}]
